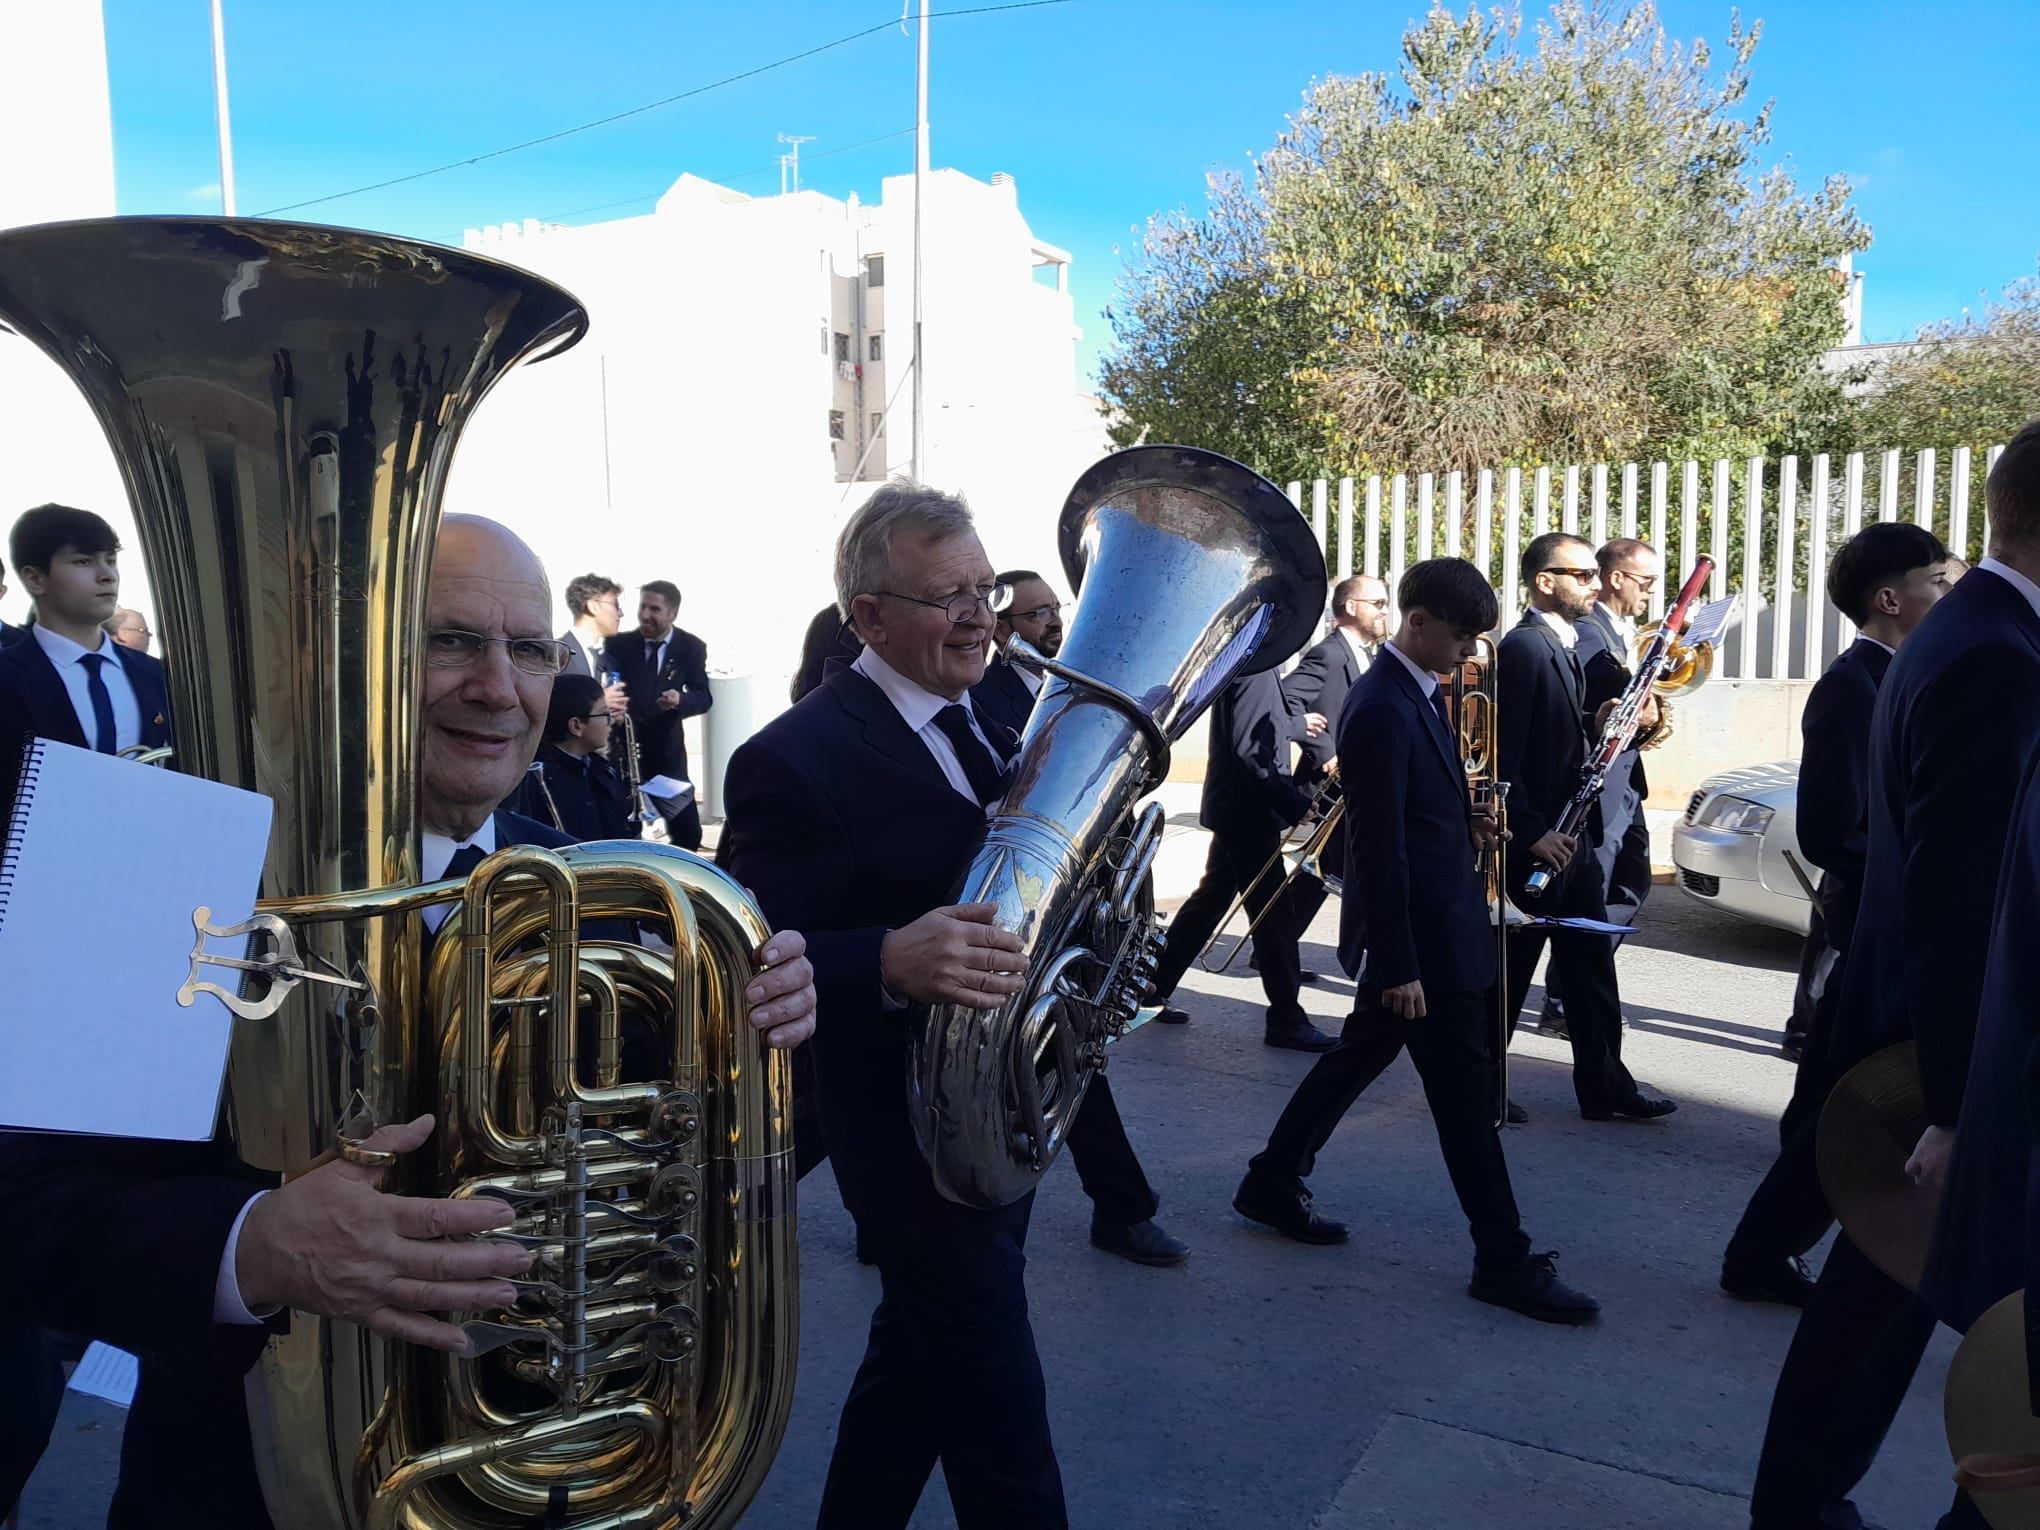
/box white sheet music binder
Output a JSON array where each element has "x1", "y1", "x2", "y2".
[{"x1": 0, "y1": 739, "x2": 273, "y2": 1139}]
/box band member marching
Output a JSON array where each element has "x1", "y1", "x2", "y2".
[
  {"x1": 1498, "y1": 531, "x2": 1677, "y2": 1123},
  {"x1": 1233, "y1": 558, "x2": 1600, "y2": 1323}
]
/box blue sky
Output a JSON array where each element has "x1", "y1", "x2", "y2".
[{"x1": 103, "y1": 0, "x2": 2037, "y2": 386}]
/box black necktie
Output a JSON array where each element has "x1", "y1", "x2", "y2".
[
  {"x1": 442, "y1": 843, "x2": 487, "y2": 881},
  {"x1": 79, "y1": 652, "x2": 117, "y2": 753},
  {"x1": 932, "y1": 704, "x2": 1007, "y2": 806},
  {"x1": 1428, "y1": 688, "x2": 1461, "y2": 761},
  {"x1": 645, "y1": 639, "x2": 661, "y2": 668}
]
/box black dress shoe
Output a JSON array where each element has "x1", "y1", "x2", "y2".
[
  {"x1": 855, "y1": 1235, "x2": 876, "y2": 1267},
  {"x1": 1580, "y1": 1091, "x2": 1678, "y2": 1122},
  {"x1": 1265, "y1": 1020, "x2": 1338, "y2": 1052},
  {"x1": 1091, "y1": 1215, "x2": 1191, "y2": 1267},
  {"x1": 1154, "y1": 1004, "x2": 1190, "y2": 1025},
  {"x1": 1534, "y1": 1008, "x2": 1570, "y2": 1039},
  {"x1": 1504, "y1": 1099, "x2": 1529, "y2": 1125},
  {"x1": 1469, "y1": 1251, "x2": 1601, "y2": 1325},
  {"x1": 1233, "y1": 1172, "x2": 1349, "y2": 1245},
  {"x1": 1721, "y1": 1253, "x2": 1814, "y2": 1307}
]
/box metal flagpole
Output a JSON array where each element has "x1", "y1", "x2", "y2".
[
  {"x1": 910, "y1": 0, "x2": 928, "y2": 482},
  {"x1": 210, "y1": 0, "x2": 237, "y2": 215}
]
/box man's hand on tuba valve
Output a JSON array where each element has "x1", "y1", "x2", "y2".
[
  {"x1": 745, "y1": 931, "x2": 818, "y2": 1048},
  {"x1": 234, "y1": 1114, "x2": 534, "y2": 1352},
  {"x1": 881, "y1": 902, "x2": 1030, "y2": 1010}
]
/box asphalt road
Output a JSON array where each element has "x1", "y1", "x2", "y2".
[{"x1": 17, "y1": 889, "x2": 1961, "y2": 1529}]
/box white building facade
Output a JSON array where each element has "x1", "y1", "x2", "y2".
[{"x1": 449, "y1": 166, "x2": 1112, "y2": 694}]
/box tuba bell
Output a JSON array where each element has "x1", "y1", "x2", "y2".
[
  {"x1": 0, "y1": 217, "x2": 797, "y2": 1530},
  {"x1": 909, "y1": 445, "x2": 1323, "y2": 1208}
]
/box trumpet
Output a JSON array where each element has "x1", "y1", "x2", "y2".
[
  {"x1": 604, "y1": 667, "x2": 669, "y2": 844},
  {"x1": 1196, "y1": 774, "x2": 1343, "y2": 974}
]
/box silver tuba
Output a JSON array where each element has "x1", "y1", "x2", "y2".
[{"x1": 909, "y1": 446, "x2": 1324, "y2": 1207}]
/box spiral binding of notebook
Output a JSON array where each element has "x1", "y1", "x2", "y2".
[{"x1": 0, "y1": 737, "x2": 49, "y2": 917}]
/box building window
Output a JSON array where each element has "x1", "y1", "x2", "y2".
[
  {"x1": 870, "y1": 412, "x2": 885, "y2": 438},
  {"x1": 866, "y1": 255, "x2": 885, "y2": 287},
  {"x1": 828, "y1": 410, "x2": 845, "y2": 441},
  {"x1": 833, "y1": 332, "x2": 849, "y2": 362},
  {"x1": 868, "y1": 334, "x2": 883, "y2": 361}
]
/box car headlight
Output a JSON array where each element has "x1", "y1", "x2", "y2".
[{"x1": 1697, "y1": 794, "x2": 1775, "y2": 834}]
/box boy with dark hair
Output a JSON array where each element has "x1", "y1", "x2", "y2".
[
  {"x1": 512, "y1": 671, "x2": 637, "y2": 843},
  {"x1": 1234, "y1": 558, "x2": 1599, "y2": 1324},
  {"x1": 0, "y1": 503, "x2": 171, "y2": 814},
  {"x1": 1721, "y1": 520, "x2": 1950, "y2": 1308}
]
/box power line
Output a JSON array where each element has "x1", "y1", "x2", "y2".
[
  {"x1": 254, "y1": 1, "x2": 1071, "y2": 218},
  {"x1": 538, "y1": 126, "x2": 919, "y2": 223}
]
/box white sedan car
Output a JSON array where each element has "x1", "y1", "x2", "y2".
[{"x1": 1669, "y1": 760, "x2": 1814, "y2": 937}]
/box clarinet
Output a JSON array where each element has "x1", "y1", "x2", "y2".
[{"x1": 1524, "y1": 557, "x2": 1714, "y2": 897}]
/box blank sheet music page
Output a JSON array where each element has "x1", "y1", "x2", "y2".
[{"x1": 0, "y1": 740, "x2": 273, "y2": 1139}]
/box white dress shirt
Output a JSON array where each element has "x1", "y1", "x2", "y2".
[
  {"x1": 1859, "y1": 635, "x2": 1896, "y2": 657},
  {"x1": 1531, "y1": 608, "x2": 1579, "y2": 650},
  {"x1": 852, "y1": 645, "x2": 1002, "y2": 808},
  {"x1": 1015, "y1": 662, "x2": 1044, "y2": 698},
  {"x1": 571, "y1": 627, "x2": 607, "y2": 679},
  {"x1": 422, "y1": 817, "x2": 500, "y2": 932},
  {"x1": 215, "y1": 820, "x2": 503, "y2": 1323},
  {"x1": 1980, "y1": 557, "x2": 2040, "y2": 623},
  {"x1": 32, "y1": 623, "x2": 143, "y2": 750},
  {"x1": 1383, "y1": 637, "x2": 1441, "y2": 698}
]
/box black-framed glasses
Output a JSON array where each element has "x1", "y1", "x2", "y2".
[
  {"x1": 1011, "y1": 601, "x2": 1064, "y2": 623},
  {"x1": 424, "y1": 628, "x2": 571, "y2": 676},
  {"x1": 1540, "y1": 566, "x2": 1599, "y2": 585},
  {"x1": 1610, "y1": 569, "x2": 1658, "y2": 592},
  {"x1": 581, "y1": 710, "x2": 612, "y2": 723},
  {"x1": 1347, "y1": 595, "x2": 1389, "y2": 610},
  {"x1": 874, "y1": 583, "x2": 1013, "y2": 624}
]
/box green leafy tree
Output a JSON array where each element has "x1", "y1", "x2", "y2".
[
  {"x1": 1099, "y1": 2, "x2": 1868, "y2": 485},
  {"x1": 1853, "y1": 265, "x2": 2040, "y2": 463}
]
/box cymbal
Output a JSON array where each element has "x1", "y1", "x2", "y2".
[
  {"x1": 1816, "y1": 1040, "x2": 1943, "y2": 1292},
  {"x1": 1946, "y1": 1291, "x2": 2040, "y2": 1530}
]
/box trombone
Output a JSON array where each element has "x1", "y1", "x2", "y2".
[
  {"x1": 1196, "y1": 771, "x2": 1343, "y2": 973},
  {"x1": 1449, "y1": 637, "x2": 1515, "y2": 1129}
]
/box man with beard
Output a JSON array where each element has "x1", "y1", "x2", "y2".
[
  {"x1": 1498, "y1": 531, "x2": 1675, "y2": 1124},
  {"x1": 606, "y1": 579, "x2": 710, "y2": 849},
  {"x1": 1284, "y1": 573, "x2": 1388, "y2": 786},
  {"x1": 971, "y1": 568, "x2": 1063, "y2": 744}
]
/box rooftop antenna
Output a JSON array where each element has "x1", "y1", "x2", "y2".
[
  {"x1": 777, "y1": 133, "x2": 816, "y2": 195},
  {"x1": 910, "y1": 0, "x2": 929, "y2": 482}
]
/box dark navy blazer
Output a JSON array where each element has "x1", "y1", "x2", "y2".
[
  {"x1": 1794, "y1": 637, "x2": 1892, "y2": 952},
  {"x1": 1282, "y1": 630, "x2": 1364, "y2": 775},
  {"x1": 1832, "y1": 567, "x2": 2040, "y2": 1126},
  {"x1": 1335, "y1": 651, "x2": 1494, "y2": 995},
  {"x1": 0, "y1": 628, "x2": 172, "y2": 817}
]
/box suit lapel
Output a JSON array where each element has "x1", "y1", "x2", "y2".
[
  {"x1": 12, "y1": 637, "x2": 87, "y2": 748},
  {"x1": 1383, "y1": 651, "x2": 1460, "y2": 785},
  {"x1": 126, "y1": 656, "x2": 170, "y2": 745},
  {"x1": 827, "y1": 668, "x2": 952, "y2": 793}
]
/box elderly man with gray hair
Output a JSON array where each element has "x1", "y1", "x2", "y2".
[{"x1": 718, "y1": 480, "x2": 1083, "y2": 1529}]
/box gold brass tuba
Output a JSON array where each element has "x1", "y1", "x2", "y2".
[
  {"x1": 909, "y1": 446, "x2": 1324, "y2": 1208},
  {"x1": 1448, "y1": 637, "x2": 1513, "y2": 1128},
  {"x1": 0, "y1": 218, "x2": 796, "y2": 1529}
]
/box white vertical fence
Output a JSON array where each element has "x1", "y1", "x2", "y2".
[{"x1": 1304, "y1": 443, "x2": 2000, "y2": 681}]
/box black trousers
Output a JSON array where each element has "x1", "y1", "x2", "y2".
[
  {"x1": 1251, "y1": 989, "x2": 1532, "y2": 1271},
  {"x1": 1726, "y1": 949, "x2": 1851, "y2": 1267},
  {"x1": 0, "y1": 1321, "x2": 62, "y2": 1513},
  {"x1": 1505, "y1": 855, "x2": 1637, "y2": 1113},
  {"x1": 820, "y1": 1192, "x2": 1066, "y2": 1530},
  {"x1": 1152, "y1": 816, "x2": 1316, "y2": 1027},
  {"x1": 792, "y1": 1048, "x2": 1156, "y2": 1228},
  {"x1": 1749, "y1": 1231, "x2": 1938, "y2": 1530}
]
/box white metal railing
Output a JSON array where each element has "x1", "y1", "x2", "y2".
[{"x1": 1285, "y1": 443, "x2": 2003, "y2": 682}]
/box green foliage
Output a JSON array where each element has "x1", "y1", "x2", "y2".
[
  {"x1": 1853, "y1": 266, "x2": 2040, "y2": 463},
  {"x1": 1098, "y1": 2, "x2": 1868, "y2": 485}
]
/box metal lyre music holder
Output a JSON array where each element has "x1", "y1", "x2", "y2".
[{"x1": 179, "y1": 905, "x2": 368, "y2": 1020}]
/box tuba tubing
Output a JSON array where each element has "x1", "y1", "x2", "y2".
[{"x1": 910, "y1": 446, "x2": 1324, "y2": 1208}]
